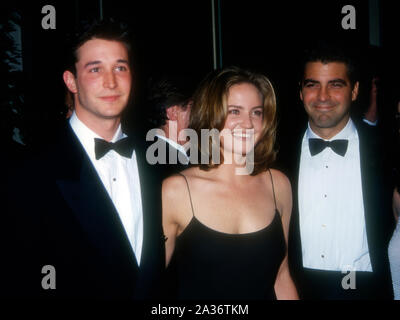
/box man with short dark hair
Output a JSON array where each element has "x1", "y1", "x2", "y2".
[
  {"x1": 281, "y1": 44, "x2": 394, "y2": 299},
  {"x1": 145, "y1": 75, "x2": 194, "y2": 179},
  {"x1": 4, "y1": 19, "x2": 164, "y2": 299}
]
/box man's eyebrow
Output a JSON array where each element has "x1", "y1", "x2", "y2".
[
  {"x1": 303, "y1": 79, "x2": 319, "y2": 85},
  {"x1": 302, "y1": 78, "x2": 348, "y2": 85},
  {"x1": 328, "y1": 79, "x2": 347, "y2": 85},
  {"x1": 84, "y1": 61, "x2": 101, "y2": 69},
  {"x1": 83, "y1": 59, "x2": 129, "y2": 69}
]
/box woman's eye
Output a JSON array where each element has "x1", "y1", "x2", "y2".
[
  {"x1": 115, "y1": 65, "x2": 127, "y2": 72},
  {"x1": 229, "y1": 109, "x2": 240, "y2": 115},
  {"x1": 253, "y1": 110, "x2": 263, "y2": 117}
]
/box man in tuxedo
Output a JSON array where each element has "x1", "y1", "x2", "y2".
[
  {"x1": 145, "y1": 75, "x2": 194, "y2": 180},
  {"x1": 281, "y1": 46, "x2": 394, "y2": 299},
  {"x1": 4, "y1": 20, "x2": 164, "y2": 298}
]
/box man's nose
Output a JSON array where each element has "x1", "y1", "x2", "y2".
[
  {"x1": 318, "y1": 86, "x2": 330, "y2": 101},
  {"x1": 104, "y1": 71, "x2": 117, "y2": 89}
]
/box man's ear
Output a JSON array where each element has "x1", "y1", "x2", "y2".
[
  {"x1": 351, "y1": 81, "x2": 359, "y2": 101},
  {"x1": 166, "y1": 105, "x2": 178, "y2": 121},
  {"x1": 63, "y1": 70, "x2": 78, "y2": 94},
  {"x1": 299, "y1": 87, "x2": 304, "y2": 102}
]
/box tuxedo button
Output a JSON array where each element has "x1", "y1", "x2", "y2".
[
  {"x1": 113, "y1": 178, "x2": 116, "y2": 182},
  {"x1": 321, "y1": 254, "x2": 325, "y2": 258}
]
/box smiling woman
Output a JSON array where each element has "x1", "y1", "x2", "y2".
[
  {"x1": 161, "y1": 66, "x2": 299, "y2": 300},
  {"x1": 219, "y1": 83, "x2": 264, "y2": 164},
  {"x1": 190, "y1": 66, "x2": 277, "y2": 176}
]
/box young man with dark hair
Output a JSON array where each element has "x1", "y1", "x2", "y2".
[
  {"x1": 145, "y1": 75, "x2": 194, "y2": 179},
  {"x1": 281, "y1": 44, "x2": 394, "y2": 299},
  {"x1": 4, "y1": 19, "x2": 165, "y2": 299}
]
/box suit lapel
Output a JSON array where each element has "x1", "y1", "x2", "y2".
[
  {"x1": 134, "y1": 138, "x2": 164, "y2": 266},
  {"x1": 55, "y1": 125, "x2": 139, "y2": 273},
  {"x1": 287, "y1": 132, "x2": 305, "y2": 279},
  {"x1": 356, "y1": 121, "x2": 381, "y2": 272},
  {"x1": 130, "y1": 135, "x2": 165, "y2": 298}
]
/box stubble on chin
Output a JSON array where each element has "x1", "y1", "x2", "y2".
[{"x1": 311, "y1": 113, "x2": 337, "y2": 129}]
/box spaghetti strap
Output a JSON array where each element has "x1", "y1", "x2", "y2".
[
  {"x1": 268, "y1": 169, "x2": 278, "y2": 211},
  {"x1": 177, "y1": 173, "x2": 196, "y2": 217}
]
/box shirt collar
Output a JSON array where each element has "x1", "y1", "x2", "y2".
[
  {"x1": 156, "y1": 134, "x2": 188, "y2": 157},
  {"x1": 69, "y1": 111, "x2": 125, "y2": 160},
  {"x1": 306, "y1": 118, "x2": 356, "y2": 141}
]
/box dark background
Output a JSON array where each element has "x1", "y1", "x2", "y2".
[{"x1": 1, "y1": 0, "x2": 399, "y2": 156}]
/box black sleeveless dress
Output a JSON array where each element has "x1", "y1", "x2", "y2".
[{"x1": 172, "y1": 170, "x2": 286, "y2": 300}]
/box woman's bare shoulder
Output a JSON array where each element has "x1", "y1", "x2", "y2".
[
  {"x1": 269, "y1": 169, "x2": 292, "y2": 194},
  {"x1": 162, "y1": 174, "x2": 192, "y2": 226},
  {"x1": 162, "y1": 167, "x2": 205, "y2": 202},
  {"x1": 162, "y1": 169, "x2": 204, "y2": 229},
  {"x1": 162, "y1": 174, "x2": 187, "y2": 199},
  {"x1": 267, "y1": 169, "x2": 293, "y2": 218}
]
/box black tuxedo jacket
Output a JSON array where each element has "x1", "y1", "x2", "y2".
[
  {"x1": 276, "y1": 119, "x2": 394, "y2": 299},
  {"x1": 143, "y1": 135, "x2": 191, "y2": 297},
  {"x1": 3, "y1": 123, "x2": 165, "y2": 299}
]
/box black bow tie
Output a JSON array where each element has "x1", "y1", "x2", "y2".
[
  {"x1": 94, "y1": 137, "x2": 134, "y2": 160},
  {"x1": 308, "y1": 138, "x2": 348, "y2": 157}
]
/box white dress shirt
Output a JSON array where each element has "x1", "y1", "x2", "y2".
[
  {"x1": 69, "y1": 112, "x2": 144, "y2": 265},
  {"x1": 155, "y1": 134, "x2": 189, "y2": 165},
  {"x1": 298, "y1": 118, "x2": 372, "y2": 272},
  {"x1": 362, "y1": 118, "x2": 377, "y2": 126}
]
